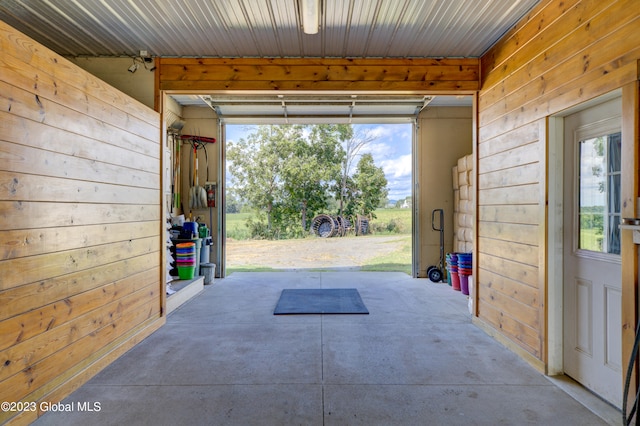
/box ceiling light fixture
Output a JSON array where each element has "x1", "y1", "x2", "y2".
[{"x1": 301, "y1": 0, "x2": 320, "y2": 34}]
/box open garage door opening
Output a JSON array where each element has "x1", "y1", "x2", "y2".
[
  {"x1": 167, "y1": 93, "x2": 474, "y2": 279},
  {"x1": 224, "y1": 122, "x2": 414, "y2": 275}
]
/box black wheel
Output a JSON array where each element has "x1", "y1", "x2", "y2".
[
  {"x1": 428, "y1": 268, "x2": 443, "y2": 282},
  {"x1": 427, "y1": 265, "x2": 437, "y2": 275}
]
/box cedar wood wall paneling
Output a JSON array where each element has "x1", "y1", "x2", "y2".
[
  {"x1": 477, "y1": 0, "x2": 640, "y2": 363},
  {"x1": 0, "y1": 20, "x2": 164, "y2": 424},
  {"x1": 0, "y1": 3, "x2": 637, "y2": 421}
]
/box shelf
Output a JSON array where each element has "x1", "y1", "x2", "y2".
[{"x1": 166, "y1": 276, "x2": 204, "y2": 314}]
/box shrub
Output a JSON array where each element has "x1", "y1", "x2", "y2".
[{"x1": 369, "y1": 217, "x2": 402, "y2": 234}]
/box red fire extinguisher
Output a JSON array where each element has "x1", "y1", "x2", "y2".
[{"x1": 206, "y1": 182, "x2": 216, "y2": 208}]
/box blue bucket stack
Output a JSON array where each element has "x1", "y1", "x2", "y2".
[
  {"x1": 446, "y1": 253, "x2": 460, "y2": 291},
  {"x1": 457, "y1": 253, "x2": 472, "y2": 295}
]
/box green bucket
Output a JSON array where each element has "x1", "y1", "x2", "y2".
[{"x1": 178, "y1": 265, "x2": 196, "y2": 280}]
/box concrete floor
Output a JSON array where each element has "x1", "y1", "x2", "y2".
[{"x1": 35, "y1": 272, "x2": 620, "y2": 425}]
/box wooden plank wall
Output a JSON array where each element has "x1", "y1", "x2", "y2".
[
  {"x1": 477, "y1": 0, "x2": 640, "y2": 366},
  {"x1": 0, "y1": 21, "x2": 164, "y2": 424}
]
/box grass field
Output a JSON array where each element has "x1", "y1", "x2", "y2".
[
  {"x1": 225, "y1": 208, "x2": 413, "y2": 274},
  {"x1": 225, "y1": 234, "x2": 412, "y2": 275},
  {"x1": 226, "y1": 208, "x2": 412, "y2": 240},
  {"x1": 359, "y1": 234, "x2": 411, "y2": 274},
  {"x1": 579, "y1": 228, "x2": 603, "y2": 252},
  {"x1": 226, "y1": 212, "x2": 253, "y2": 240}
]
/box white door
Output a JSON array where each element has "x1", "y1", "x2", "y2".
[{"x1": 563, "y1": 98, "x2": 622, "y2": 407}]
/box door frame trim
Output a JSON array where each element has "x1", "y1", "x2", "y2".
[
  {"x1": 412, "y1": 118, "x2": 419, "y2": 278},
  {"x1": 547, "y1": 115, "x2": 564, "y2": 375},
  {"x1": 547, "y1": 90, "x2": 624, "y2": 377},
  {"x1": 218, "y1": 120, "x2": 226, "y2": 277},
  {"x1": 620, "y1": 81, "x2": 640, "y2": 412}
]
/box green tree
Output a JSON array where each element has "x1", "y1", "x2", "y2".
[
  {"x1": 282, "y1": 124, "x2": 346, "y2": 231},
  {"x1": 227, "y1": 125, "x2": 292, "y2": 233},
  {"x1": 225, "y1": 188, "x2": 242, "y2": 213},
  {"x1": 337, "y1": 127, "x2": 377, "y2": 216},
  {"x1": 346, "y1": 153, "x2": 388, "y2": 218},
  {"x1": 227, "y1": 124, "x2": 347, "y2": 238},
  {"x1": 590, "y1": 136, "x2": 606, "y2": 193}
]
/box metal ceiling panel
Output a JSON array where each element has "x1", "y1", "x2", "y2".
[
  {"x1": 0, "y1": 0, "x2": 525, "y2": 121},
  {"x1": 0, "y1": 0, "x2": 540, "y2": 58}
]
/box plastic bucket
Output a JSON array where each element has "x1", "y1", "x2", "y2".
[
  {"x1": 451, "y1": 272, "x2": 461, "y2": 291},
  {"x1": 176, "y1": 242, "x2": 195, "y2": 249},
  {"x1": 178, "y1": 265, "x2": 196, "y2": 280},
  {"x1": 183, "y1": 222, "x2": 198, "y2": 238},
  {"x1": 448, "y1": 266, "x2": 458, "y2": 282},
  {"x1": 459, "y1": 274, "x2": 469, "y2": 295},
  {"x1": 173, "y1": 239, "x2": 202, "y2": 276},
  {"x1": 457, "y1": 253, "x2": 472, "y2": 269},
  {"x1": 448, "y1": 268, "x2": 458, "y2": 287},
  {"x1": 200, "y1": 263, "x2": 216, "y2": 285}
]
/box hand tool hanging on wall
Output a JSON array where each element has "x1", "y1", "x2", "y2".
[
  {"x1": 201, "y1": 145, "x2": 216, "y2": 208},
  {"x1": 182, "y1": 134, "x2": 216, "y2": 210},
  {"x1": 167, "y1": 121, "x2": 185, "y2": 212},
  {"x1": 189, "y1": 143, "x2": 207, "y2": 209},
  {"x1": 195, "y1": 143, "x2": 206, "y2": 208},
  {"x1": 174, "y1": 134, "x2": 181, "y2": 210}
]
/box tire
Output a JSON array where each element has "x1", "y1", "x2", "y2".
[{"x1": 428, "y1": 268, "x2": 443, "y2": 282}]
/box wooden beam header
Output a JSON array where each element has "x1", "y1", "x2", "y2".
[{"x1": 157, "y1": 57, "x2": 479, "y2": 93}]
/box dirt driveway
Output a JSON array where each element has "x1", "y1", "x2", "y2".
[{"x1": 226, "y1": 234, "x2": 409, "y2": 270}]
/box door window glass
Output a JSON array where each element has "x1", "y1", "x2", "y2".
[{"x1": 578, "y1": 132, "x2": 621, "y2": 254}]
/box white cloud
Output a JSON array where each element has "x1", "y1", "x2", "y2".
[
  {"x1": 351, "y1": 125, "x2": 413, "y2": 199},
  {"x1": 362, "y1": 125, "x2": 393, "y2": 140},
  {"x1": 379, "y1": 154, "x2": 413, "y2": 200},
  {"x1": 380, "y1": 154, "x2": 412, "y2": 179},
  {"x1": 363, "y1": 142, "x2": 394, "y2": 158}
]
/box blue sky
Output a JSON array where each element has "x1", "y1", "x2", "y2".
[{"x1": 225, "y1": 123, "x2": 413, "y2": 201}]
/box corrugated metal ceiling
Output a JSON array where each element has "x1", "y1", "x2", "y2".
[
  {"x1": 0, "y1": 0, "x2": 538, "y2": 120},
  {"x1": 0, "y1": 0, "x2": 539, "y2": 58}
]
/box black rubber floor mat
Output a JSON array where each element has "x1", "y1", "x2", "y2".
[{"x1": 273, "y1": 288, "x2": 369, "y2": 315}]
